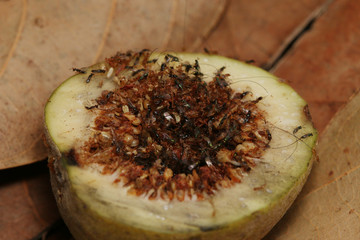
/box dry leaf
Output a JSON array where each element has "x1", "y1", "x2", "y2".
[
  {"x1": 0, "y1": 0, "x2": 24, "y2": 71},
  {"x1": 273, "y1": 0, "x2": 360, "y2": 133},
  {"x1": 3, "y1": 0, "x2": 358, "y2": 239},
  {"x1": 264, "y1": 91, "x2": 360, "y2": 239},
  {"x1": 200, "y1": 0, "x2": 329, "y2": 66},
  {"x1": 97, "y1": 0, "x2": 227, "y2": 60},
  {"x1": 266, "y1": 168, "x2": 360, "y2": 239},
  {"x1": 301, "y1": 91, "x2": 360, "y2": 195},
  {"x1": 0, "y1": 0, "x2": 226, "y2": 169},
  {"x1": 0, "y1": 162, "x2": 59, "y2": 240}
]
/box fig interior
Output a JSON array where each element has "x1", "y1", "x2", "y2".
[{"x1": 72, "y1": 50, "x2": 271, "y2": 201}]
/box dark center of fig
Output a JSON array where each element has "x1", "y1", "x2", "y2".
[{"x1": 75, "y1": 50, "x2": 271, "y2": 201}]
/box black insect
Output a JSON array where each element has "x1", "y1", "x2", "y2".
[
  {"x1": 91, "y1": 69, "x2": 106, "y2": 73},
  {"x1": 300, "y1": 133, "x2": 313, "y2": 139},
  {"x1": 194, "y1": 60, "x2": 200, "y2": 71},
  {"x1": 126, "y1": 98, "x2": 139, "y2": 114},
  {"x1": 166, "y1": 54, "x2": 179, "y2": 62},
  {"x1": 239, "y1": 91, "x2": 250, "y2": 99},
  {"x1": 139, "y1": 49, "x2": 150, "y2": 56},
  {"x1": 161, "y1": 63, "x2": 167, "y2": 71},
  {"x1": 245, "y1": 59, "x2": 255, "y2": 64},
  {"x1": 112, "y1": 139, "x2": 123, "y2": 155},
  {"x1": 252, "y1": 96, "x2": 263, "y2": 104},
  {"x1": 139, "y1": 72, "x2": 149, "y2": 81},
  {"x1": 183, "y1": 63, "x2": 192, "y2": 72},
  {"x1": 147, "y1": 59, "x2": 158, "y2": 63},
  {"x1": 266, "y1": 129, "x2": 272, "y2": 141},
  {"x1": 218, "y1": 66, "x2": 226, "y2": 73},
  {"x1": 244, "y1": 111, "x2": 251, "y2": 123},
  {"x1": 85, "y1": 105, "x2": 98, "y2": 110},
  {"x1": 169, "y1": 73, "x2": 180, "y2": 79},
  {"x1": 86, "y1": 73, "x2": 94, "y2": 83},
  {"x1": 218, "y1": 114, "x2": 228, "y2": 128},
  {"x1": 134, "y1": 56, "x2": 140, "y2": 65},
  {"x1": 293, "y1": 126, "x2": 302, "y2": 134},
  {"x1": 215, "y1": 76, "x2": 228, "y2": 88},
  {"x1": 72, "y1": 68, "x2": 86, "y2": 74},
  {"x1": 193, "y1": 71, "x2": 204, "y2": 77},
  {"x1": 132, "y1": 68, "x2": 145, "y2": 76},
  {"x1": 106, "y1": 91, "x2": 113, "y2": 99}
]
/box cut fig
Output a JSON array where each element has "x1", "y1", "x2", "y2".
[{"x1": 44, "y1": 50, "x2": 317, "y2": 240}]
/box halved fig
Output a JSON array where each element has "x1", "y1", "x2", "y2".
[{"x1": 44, "y1": 50, "x2": 317, "y2": 240}]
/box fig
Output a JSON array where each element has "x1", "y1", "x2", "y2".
[{"x1": 44, "y1": 50, "x2": 317, "y2": 240}]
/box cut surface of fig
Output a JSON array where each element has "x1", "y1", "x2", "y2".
[{"x1": 45, "y1": 51, "x2": 317, "y2": 240}]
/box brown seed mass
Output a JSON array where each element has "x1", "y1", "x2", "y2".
[{"x1": 75, "y1": 50, "x2": 271, "y2": 201}]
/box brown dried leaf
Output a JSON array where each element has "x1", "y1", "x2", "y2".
[
  {"x1": 0, "y1": 0, "x2": 24, "y2": 72},
  {"x1": 265, "y1": 1, "x2": 360, "y2": 237},
  {"x1": 200, "y1": 0, "x2": 329, "y2": 66},
  {"x1": 265, "y1": 91, "x2": 360, "y2": 239},
  {"x1": 0, "y1": 162, "x2": 60, "y2": 240},
  {"x1": 301, "y1": 92, "x2": 360, "y2": 195},
  {"x1": 98, "y1": 0, "x2": 227, "y2": 60},
  {"x1": 266, "y1": 167, "x2": 360, "y2": 239},
  {"x1": 0, "y1": 0, "x2": 226, "y2": 169},
  {"x1": 273, "y1": 0, "x2": 360, "y2": 133}
]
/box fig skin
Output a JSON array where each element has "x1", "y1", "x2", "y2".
[{"x1": 44, "y1": 52, "x2": 317, "y2": 240}]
